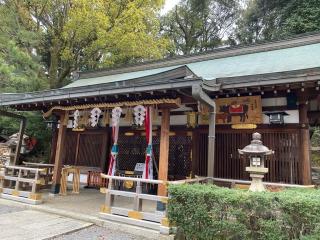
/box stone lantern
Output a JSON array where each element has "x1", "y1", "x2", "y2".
[{"x1": 238, "y1": 132, "x2": 274, "y2": 192}]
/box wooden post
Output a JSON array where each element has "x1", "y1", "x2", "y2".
[
  {"x1": 13, "y1": 118, "x2": 27, "y2": 166},
  {"x1": 298, "y1": 94, "x2": 312, "y2": 185},
  {"x1": 49, "y1": 116, "x2": 58, "y2": 164},
  {"x1": 191, "y1": 130, "x2": 199, "y2": 177},
  {"x1": 158, "y1": 108, "x2": 170, "y2": 196},
  {"x1": 51, "y1": 112, "x2": 68, "y2": 194}
]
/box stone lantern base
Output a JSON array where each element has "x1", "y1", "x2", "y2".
[
  {"x1": 248, "y1": 174, "x2": 266, "y2": 192},
  {"x1": 246, "y1": 167, "x2": 268, "y2": 192}
]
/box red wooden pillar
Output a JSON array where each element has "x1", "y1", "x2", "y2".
[
  {"x1": 158, "y1": 108, "x2": 170, "y2": 196},
  {"x1": 51, "y1": 111, "x2": 68, "y2": 194},
  {"x1": 298, "y1": 94, "x2": 312, "y2": 185}
]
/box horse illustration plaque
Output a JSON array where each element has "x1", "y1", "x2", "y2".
[{"x1": 215, "y1": 96, "x2": 262, "y2": 125}]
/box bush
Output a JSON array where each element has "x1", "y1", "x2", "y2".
[{"x1": 168, "y1": 184, "x2": 320, "y2": 240}]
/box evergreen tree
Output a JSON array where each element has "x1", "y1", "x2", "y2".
[
  {"x1": 235, "y1": 0, "x2": 320, "y2": 44},
  {"x1": 0, "y1": 1, "x2": 47, "y2": 92},
  {"x1": 161, "y1": 0, "x2": 239, "y2": 55}
]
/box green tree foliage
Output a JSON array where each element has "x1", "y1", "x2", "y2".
[
  {"x1": 161, "y1": 0, "x2": 239, "y2": 55},
  {"x1": 236, "y1": 0, "x2": 320, "y2": 44},
  {"x1": 0, "y1": 1, "x2": 47, "y2": 93},
  {"x1": 13, "y1": 0, "x2": 169, "y2": 88}
]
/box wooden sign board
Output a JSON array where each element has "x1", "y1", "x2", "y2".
[
  {"x1": 199, "y1": 96, "x2": 263, "y2": 125},
  {"x1": 215, "y1": 96, "x2": 262, "y2": 125}
]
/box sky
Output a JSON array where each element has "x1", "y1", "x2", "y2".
[{"x1": 161, "y1": 0, "x2": 180, "y2": 15}]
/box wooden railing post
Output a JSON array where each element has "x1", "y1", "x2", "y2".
[
  {"x1": 101, "y1": 178, "x2": 114, "y2": 214},
  {"x1": 31, "y1": 169, "x2": 39, "y2": 194},
  {"x1": 13, "y1": 169, "x2": 22, "y2": 196},
  {"x1": 134, "y1": 181, "x2": 142, "y2": 211}
]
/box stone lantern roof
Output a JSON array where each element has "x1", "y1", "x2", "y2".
[{"x1": 238, "y1": 133, "x2": 274, "y2": 155}]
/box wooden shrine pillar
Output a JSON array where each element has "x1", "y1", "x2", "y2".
[
  {"x1": 158, "y1": 108, "x2": 170, "y2": 196},
  {"x1": 298, "y1": 94, "x2": 312, "y2": 185},
  {"x1": 51, "y1": 111, "x2": 68, "y2": 194},
  {"x1": 191, "y1": 130, "x2": 200, "y2": 177},
  {"x1": 49, "y1": 116, "x2": 58, "y2": 164},
  {"x1": 13, "y1": 117, "x2": 27, "y2": 166}
]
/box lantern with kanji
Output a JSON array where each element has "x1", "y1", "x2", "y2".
[{"x1": 238, "y1": 132, "x2": 274, "y2": 192}]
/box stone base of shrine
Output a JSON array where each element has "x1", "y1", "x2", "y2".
[{"x1": 100, "y1": 212, "x2": 171, "y2": 235}]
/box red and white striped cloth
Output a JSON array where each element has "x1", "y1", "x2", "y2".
[
  {"x1": 143, "y1": 106, "x2": 153, "y2": 179},
  {"x1": 107, "y1": 122, "x2": 120, "y2": 176}
]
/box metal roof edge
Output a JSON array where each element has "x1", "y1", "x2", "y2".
[
  {"x1": 0, "y1": 66, "x2": 198, "y2": 106},
  {"x1": 217, "y1": 67, "x2": 320, "y2": 89},
  {"x1": 78, "y1": 32, "x2": 320, "y2": 79}
]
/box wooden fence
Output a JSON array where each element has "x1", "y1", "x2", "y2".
[{"x1": 194, "y1": 126, "x2": 303, "y2": 184}]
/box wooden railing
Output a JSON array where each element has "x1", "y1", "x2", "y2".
[
  {"x1": 22, "y1": 161, "x2": 54, "y2": 187},
  {"x1": 170, "y1": 176, "x2": 211, "y2": 185},
  {"x1": 99, "y1": 174, "x2": 210, "y2": 234},
  {"x1": 100, "y1": 174, "x2": 170, "y2": 233},
  {"x1": 0, "y1": 165, "x2": 47, "y2": 204}
]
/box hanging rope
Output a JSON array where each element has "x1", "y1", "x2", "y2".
[
  {"x1": 107, "y1": 107, "x2": 121, "y2": 176},
  {"x1": 43, "y1": 98, "x2": 181, "y2": 118}
]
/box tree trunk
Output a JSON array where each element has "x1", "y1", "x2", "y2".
[{"x1": 49, "y1": 38, "x2": 60, "y2": 89}]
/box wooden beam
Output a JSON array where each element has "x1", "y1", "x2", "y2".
[
  {"x1": 298, "y1": 93, "x2": 312, "y2": 185},
  {"x1": 51, "y1": 112, "x2": 68, "y2": 194},
  {"x1": 158, "y1": 108, "x2": 170, "y2": 196}
]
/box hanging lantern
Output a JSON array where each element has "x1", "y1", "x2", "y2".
[{"x1": 187, "y1": 112, "x2": 198, "y2": 128}]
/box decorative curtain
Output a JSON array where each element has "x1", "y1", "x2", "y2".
[
  {"x1": 143, "y1": 106, "x2": 153, "y2": 179},
  {"x1": 107, "y1": 107, "x2": 122, "y2": 176}
]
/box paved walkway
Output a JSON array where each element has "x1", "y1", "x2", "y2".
[
  {"x1": 52, "y1": 225, "x2": 149, "y2": 240},
  {"x1": 0, "y1": 204, "x2": 91, "y2": 240},
  {"x1": 42, "y1": 188, "x2": 156, "y2": 216},
  {"x1": 0, "y1": 200, "x2": 164, "y2": 240}
]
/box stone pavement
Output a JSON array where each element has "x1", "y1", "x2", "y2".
[
  {"x1": 52, "y1": 225, "x2": 150, "y2": 240},
  {"x1": 0, "y1": 204, "x2": 92, "y2": 240},
  {"x1": 0, "y1": 200, "x2": 167, "y2": 240}
]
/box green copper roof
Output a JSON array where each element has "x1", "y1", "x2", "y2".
[
  {"x1": 64, "y1": 66, "x2": 179, "y2": 88},
  {"x1": 64, "y1": 43, "x2": 320, "y2": 88}
]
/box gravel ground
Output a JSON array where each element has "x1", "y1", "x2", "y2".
[
  {"x1": 0, "y1": 203, "x2": 24, "y2": 215},
  {"x1": 52, "y1": 225, "x2": 152, "y2": 240}
]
